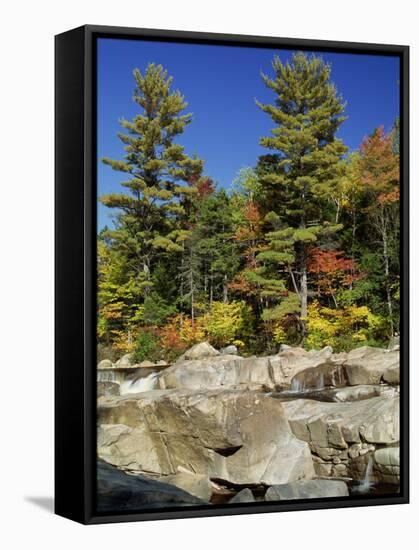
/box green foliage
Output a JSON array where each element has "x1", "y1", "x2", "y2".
[
  {"x1": 142, "y1": 293, "x2": 176, "y2": 326},
  {"x1": 132, "y1": 330, "x2": 161, "y2": 363}
]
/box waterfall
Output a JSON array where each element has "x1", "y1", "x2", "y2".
[
  {"x1": 317, "y1": 371, "x2": 325, "y2": 390},
  {"x1": 290, "y1": 376, "x2": 304, "y2": 392},
  {"x1": 358, "y1": 455, "x2": 374, "y2": 493},
  {"x1": 97, "y1": 370, "x2": 119, "y2": 383},
  {"x1": 120, "y1": 372, "x2": 159, "y2": 394}
]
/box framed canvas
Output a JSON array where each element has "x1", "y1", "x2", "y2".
[{"x1": 55, "y1": 25, "x2": 409, "y2": 524}]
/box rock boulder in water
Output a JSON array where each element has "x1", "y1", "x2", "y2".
[
  {"x1": 97, "y1": 381, "x2": 120, "y2": 398},
  {"x1": 97, "y1": 389, "x2": 315, "y2": 486},
  {"x1": 374, "y1": 447, "x2": 400, "y2": 485},
  {"x1": 97, "y1": 460, "x2": 206, "y2": 512},
  {"x1": 265, "y1": 479, "x2": 349, "y2": 501},
  {"x1": 343, "y1": 347, "x2": 399, "y2": 385}
]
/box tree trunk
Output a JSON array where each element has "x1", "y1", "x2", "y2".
[
  {"x1": 223, "y1": 274, "x2": 228, "y2": 303},
  {"x1": 189, "y1": 249, "x2": 195, "y2": 326},
  {"x1": 300, "y1": 265, "x2": 308, "y2": 318},
  {"x1": 381, "y1": 210, "x2": 394, "y2": 336}
]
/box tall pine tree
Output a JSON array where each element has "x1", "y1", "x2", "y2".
[
  {"x1": 255, "y1": 52, "x2": 347, "y2": 339},
  {"x1": 101, "y1": 64, "x2": 203, "y2": 296}
]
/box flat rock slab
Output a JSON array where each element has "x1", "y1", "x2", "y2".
[
  {"x1": 265, "y1": 479, "x2": 349, "y2": 501},
  {"x1": 98, "y1": 389, "x2": 314, "y2": 486},
  {"x1": 97, "y1": 460, "x2": 206, "y2": 512}
]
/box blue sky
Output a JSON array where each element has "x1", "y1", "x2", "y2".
[{"x1": 97, "y1": 38, "x2": 400, "y2": 230}]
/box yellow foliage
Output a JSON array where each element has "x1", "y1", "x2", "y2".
[
  {"x1": 201, "y1": 301, "x2": 248, "y2": 348},
  {"x1": 272, "y1": 324, "x2": 287, "y2": 344},
  {"x1": 306, "y1": 300, "x2": 382, "y2": 350}
]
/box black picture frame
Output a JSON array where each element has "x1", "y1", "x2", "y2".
[{"x1": 55, "y1": 24, "x2": 409, "y2": 525}]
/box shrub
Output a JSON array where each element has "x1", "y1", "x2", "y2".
[
  {"x1": 132, "y1": 330, "x2": 161, "y2": 363},
  {"x1": 201, "y1": 301, "x2": 249, "y2": 349},
  {"x1": 305, "y1": 300, "x2": 387, "y2": 351}
]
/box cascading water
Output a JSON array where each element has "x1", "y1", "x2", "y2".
[
  {"x1": 318, "y1": 371, "x2": 325, "y2": 390},
  {"x1": 120, "y1": 371, "x2": 159, "y2": 395},
  {"x1": 290, "y1": 377, "x2": 304, "y2": 393},
  {"x1": 97, "y1": 370, "x2": 119, "y2": 383},
  {"x1": 357, "y1": 455, "x2": 375, "y2": 493}
]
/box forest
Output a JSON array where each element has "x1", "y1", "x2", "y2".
[{"x1": 97, "y1": 52, "x2": 400, "y2": 363}]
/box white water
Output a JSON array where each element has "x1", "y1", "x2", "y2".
[
  {"x1": 358, "y1": 455, "x2": 375, "y2": 493},
  {"x1": 120, "y1": 372, "x2": 159, "y2": 394},
  {"x1": 289, "y1": 370, "x2": 325, "y2": 393},
  {"x1": 97, "y1": 370, "x2": 119, "y2": 383},
  {"x1": 290, "y1": 377, "x2": 305, "y2": 393}
]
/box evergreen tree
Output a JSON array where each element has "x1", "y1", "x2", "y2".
[
  {"x1": 255, "y1": 52, "x2": 347, "y2": 338},
  {"x1": 101, "y1": 64, "x2": 203, "y2": 295}
]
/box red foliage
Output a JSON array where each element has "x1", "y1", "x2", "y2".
[
  {"x1": 196, "y1": 177, "x2": 215, "y2": 199},
  {"x1": 234, "y1": 200, "x2": 262, "y2": 243},
  {"x1": 228, "y1": 273, "x2": 254, "y2": 294},
  {"x1": 309, "y1": 248, "x2": 361, "y2": 294}
]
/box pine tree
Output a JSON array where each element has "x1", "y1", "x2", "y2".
[
  {"x1": 255, "y1": 52, "x2": 347, "y2": 338},
  {"x1": 100, "y1": 64, "x2": 204, "y2": 296}
]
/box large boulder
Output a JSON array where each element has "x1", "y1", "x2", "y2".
[
  {"x1": 177, "y1": 342, "x2": 220, "y2": 361},
  {"x1": 97, "y1": 381, "x2": 120, "y2": 398},
  {"x1": 374, "y1": 447, "x2": 400, "y2": 485},
  {"x1": 221, "y1": 345, "x2": 239, "y2": 356},
  {"x1": 98, "y1": 389, "x2": 315, "y2": 486},
  {"x1": 97, "y1": 359, "x2": 113, "y2": 369},
  {"x1": 97, "y1": 460, "x2": 206, "y2": 512},
  {"x1": 116, "y1": 353, "x2": 134, "y2": 368},
  {"x1": 157, "y1": 346, "x2": 339, "y2": 392},
  {"x1": 343, "y1": 347, "x2": 399, "y2": 385},
  {"x1": 265, "y1": 479, "x2": 349, "y2": 501},
  {"x1": 281, "y1": 396, "x2": 399, "y2": 479}
]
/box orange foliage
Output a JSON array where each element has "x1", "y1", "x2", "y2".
[
  {"x1": 234, "y1": 200, "x2": 262, "y2": 243},
  {"x1": 309, "y1": 248, "x2": 361, "y2": 294},
  {"x1": 359, "y1": 126, "x2": 399, "y2": 202}
]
